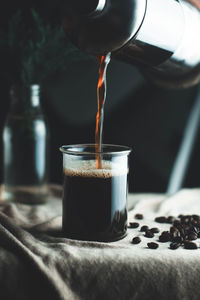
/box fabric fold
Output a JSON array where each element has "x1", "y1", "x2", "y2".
[{"x1": 0, "y1": 186, "x2": 200, "y2": 300}]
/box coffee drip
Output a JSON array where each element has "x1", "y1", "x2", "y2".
[
  {"x1": 62, "y1": 0, "x2": 200, "y2": 89},
  {"x1": 95, "y1": 53, "x2": 111, "y2": 169}
]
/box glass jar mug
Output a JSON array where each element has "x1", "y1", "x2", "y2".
[{"x1": 60, "y1": 144, "x2": 131, "y2": 242}]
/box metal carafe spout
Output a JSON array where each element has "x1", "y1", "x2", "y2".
[{"x1": 62, "y1": 0, "x2": 200, "y2": 88}]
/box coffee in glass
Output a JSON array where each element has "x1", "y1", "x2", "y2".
[{"x1": 60, "y1": 144, "x2": 131, "y2": 242}]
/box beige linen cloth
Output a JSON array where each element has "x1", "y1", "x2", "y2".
[{"x1": 0, "y1": 185, "x2": 200, "y2": 300}]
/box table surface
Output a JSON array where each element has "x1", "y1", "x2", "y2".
[{"x1": 0, "y1": 186, "x2": 200, "y2": 300}]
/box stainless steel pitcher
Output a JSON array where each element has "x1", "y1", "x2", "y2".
[{"x1": 62, "y1": 0, "x2": 200, "y2": 88}]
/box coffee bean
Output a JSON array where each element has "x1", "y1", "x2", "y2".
[
  {"x1": 175, "y1": 223, "x2": 183, "y2": 231},
  {"x1": 162, "y1": 231, "x2": 171, "y2": 236},
  {"x1": 159, "y1": 236, "x2": 169, "y2": 243},
  {"x1": 132, "y1": 237, "x2": 141, "y2": 244},
  {"x1": 191, "y1": 220, "x2": 199, "y2": 227},
  {"x1": 180, "y1": 219, "x2": 187, "y2": 225},
  {"x1": 187, "y1": 232, "x2": 197, "y2": 241},
  {"x1": 155, "y1": 216, "x2": 167, "y2": 223},
  {"x1": 159, "y1": 231, "x2": 171, "y2": 242},
  {"x1": 145, "y1": 230, "x2": 154, "y2": 238},
  {"x1": 129, "y1": 214, "x2": 200, "y2": 249},
  {"x1": 150, "y1": 227, "x2": 160, "y2": 234},
  {"x1": 170, "y1": 226, "x2": 178, "y2": 234},
  {"x1": 191, "y1": 226, "x2": 198, "y2": 234},
  {"x1": 129, "y1": 222, "x2": 140, "y2": 229},
  {"x1": 192, "y1": 215, "x2": 200, "y2": 221},
  {"x1": 181, "y1": 217, "x2": 190, "y2": 225},
  {"x1": 172, "y1": 236, "x2": 183, "y2": 244},
  {"x1": 147, "y1": 242, "x2": 159, "y2": 249},
  {"x1": 166, "y1": 216, "x2": 175, "y2": 224},
  {"x1": 171, "y1": 232, "x2": 180, "y2": 240},
  {"x1": 135, "y1": 214, "x2": 143, "y2": 220},
  {"x1": 173, "y1": 220, "x2": 181, "y2": 227},
  {"x1": 170, "y1": 243, "x2": 181, "y2": 250},
  {"x1": 140, "y1": 225, "x2": 149, "y2": 232},
  {"x1": 179, "y1": 228, "x2": 186, "y2": 238},
  {"x1": 184, "y1": 241, "x2": 198, "y2": 249},
  {"x1": 185, "y1": 225, "x2": 192, "y2": 232}
]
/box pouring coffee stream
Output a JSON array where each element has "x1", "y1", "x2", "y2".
[{"x1": 95, "y1": 53, "x2": 111, "y2": 169}]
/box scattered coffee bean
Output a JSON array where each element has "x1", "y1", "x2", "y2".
[
  {"x1": 181, "y1": 216, "x2": 190, "y2": 225},
  {"x1": 159, "y1": 231, "x2": 171, "y2": 242},
  {"x1": 135, "y1": 214, "x2": 143, "y2": 220},
  {"x1": 191, "y1": 226, "x2": 198, "y2": 234},
  {"x1": 130, "y1": 213, "x2": 200, "y2": 250},
  {"x1": 173, "y1": 220, "x2": 181, "y2": 227},
  {"x1": 159, "y1": 236, "x2": 168, "y2": 243},
  {"x1": 144, "y1": 230, "x2": 154, "y2": 238},
  {"x1": 172, "y1": 236, "x2": 183, "y2": 244},
  {"x1": 184, "y1": 241, "x2": 198, "y2": 249},
  {"x1": 170, "y1": 226, "x2": 178, "y2": 234},
  {"x1": 171, "y1": 231, "x2": 181, "y2": 243},
  {"x1": 179, "y1": 228, "x2": 186, "y2": 238},
  {"x1": 147, "y1": 242, "x2": 159, "y2": 249},
  {"x1": 132, "y1": 237, "x2": 141, "y2": 244},
  {"x1": 150, "y1": 227, "x2": 160, "y2": 234},
  {"x1": 155, "y1": 216, "x2": 167, "y2": 223},
  {"x1": 166, "y1": 216, "x2": 175, "y2": 224},
  {"x1": 129, "y1": 222, "x2": 140, "y2": 229},
  {"x1": 184, "y1": 225, "x2": 191, "y2": 232},
  {"x1": 191, "y1": 219, "x2": 198, "y2": 225},
  {"x1": 187, "y1": 232, "x2": 197, "y2": 241},
  {"x1": 192, "y1": 215, "x2": 200, "y2": 221},
  {"x1": 170, "y1": 242, "x2": 181, "y2": 250},
  {"x1": 173, "y1": 230, "x2": 180, "y2": 237},
  {"x1": 140, "y1": 225, "x2": 149, "y2": 232}
]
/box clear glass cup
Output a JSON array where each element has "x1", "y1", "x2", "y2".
[{"x1": 60, "y1": 144, "x2": 131, "y2": 242}]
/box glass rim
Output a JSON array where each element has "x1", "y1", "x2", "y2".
[{"x1": 60, "y1": 144, "x2": 132, "y2": 156}]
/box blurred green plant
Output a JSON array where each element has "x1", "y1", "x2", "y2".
[{"x1": 0, "y1": 10, "x2": 92, "y2": 86}]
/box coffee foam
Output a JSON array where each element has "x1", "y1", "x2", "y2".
[{"x1": 63, "y1": 160, "x2": 127, "y2": 178}]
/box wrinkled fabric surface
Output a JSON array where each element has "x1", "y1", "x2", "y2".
[{"x1": 0, "y1": 186, "x2": 200, "y2": 300}]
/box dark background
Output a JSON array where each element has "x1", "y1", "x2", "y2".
[{"x1": 0, "y1": 0, "x2": 199, "y2": 193}]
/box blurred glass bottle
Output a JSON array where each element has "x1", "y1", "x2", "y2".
[{"x1": 2, "y1": 85, "x2": 49, "y2": 204}]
